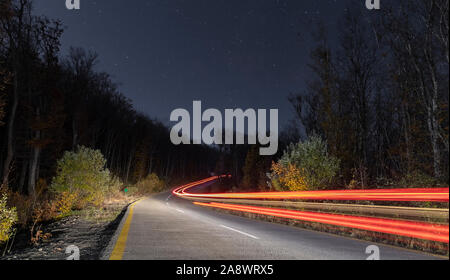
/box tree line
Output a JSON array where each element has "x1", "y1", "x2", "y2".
[
  {"x1": 0, "y1": 0, "x2": 220, "y2": 197},
  {"x1": 288, "y1": 0, "x2": 448, "y2": 187}
]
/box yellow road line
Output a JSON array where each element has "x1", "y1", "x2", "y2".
[{"x1": 109, "y1": 199, "x2": 144, "y2": 260}]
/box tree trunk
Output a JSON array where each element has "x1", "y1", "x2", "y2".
[
  {"x1": 28, "y1": 108, "x2": 41, "y2": 198},
  {"x1": 2, "y1": 69, "x2": 19, "y2": 187},
  {"x1": 19, "y1": 160, "x2": 27, "y2": 193},
  {"x1": 72, "y1": 118, "x2": 78, "y2": 150},
  {"x1": 427, "y1": 98, "x2": 441, "y2": 178},
  {"x1": 28, "y1": 143, "x2": 40, "y2": 198}
]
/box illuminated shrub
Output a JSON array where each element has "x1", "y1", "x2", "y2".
[
  {"x1": 0, "y1": 193, "x2": 18, "y2": 243},
  {"x1": 270, "y1": 135, "x2": 340, "y2": 190},
  {"x1": 134, "y1": 173, "x2": 166, "y2": 194},
  {"x1": 270, "y1": 162, "x2": 308, "y2": 191},
  {"x1": 50, "y1": 146, "x2": 111, "y2": 208},
  {"x1": 54, "y1": 191, "x2": 78, "y2": 217}
]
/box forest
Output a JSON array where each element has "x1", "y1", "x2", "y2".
[
  {"x1": 287, "y1": 0, "x2": 449, "y2": 188},
  {"x1": 0, "y1": 0, "x2": 222, "y2": 200},
  {"x1": 0, "y1": 0, "x2": 448, "y2": 236},
  {"x1": 238, "y1": 0, "x2": 449, "y2": 192}
]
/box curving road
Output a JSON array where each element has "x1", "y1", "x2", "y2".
[{"x1": 102, "y1": 184, "x2": 444, "y2": 260}]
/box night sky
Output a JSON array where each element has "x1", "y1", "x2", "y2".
[{"x1": 33, "y1": 0, "x2": 354, "y2": 128}]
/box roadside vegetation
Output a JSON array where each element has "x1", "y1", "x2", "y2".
[
  {"x1": 269, "y1": 135, "x2": 340, "y2": 191},
  {"x1": 0, "y1": 193, "x2": 17, "y2": 243},
  {"x1": 51, "y1": 146, "x2": 112, "y2": 212},
  {"x1": 0, "y1": 145, "x2": 169, "y2": 254}
]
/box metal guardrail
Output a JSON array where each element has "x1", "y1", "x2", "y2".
[
  {"x1": 174, "y1": 177, "x2": 450, "y2": 244},
  {"x1": 183, "y1": 196, "x2": 449, "y2": 222},
  {"x1": 173, "y1": 176, "x2": 449, "y2": 222}
]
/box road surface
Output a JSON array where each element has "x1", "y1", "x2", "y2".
[{"x1": 102, "y1": 188, "x2": 444, "y2": 260}]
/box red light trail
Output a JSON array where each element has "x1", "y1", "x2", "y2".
[
  {"x1": 173, "y1": 176, "x2": 449, "y2": 202},
  {"x1": 172, "y1": 176, "x2": 449, "y2": 243},
  {"x1": 194, "y1": 202, "x2": 449, "y2": 243}
]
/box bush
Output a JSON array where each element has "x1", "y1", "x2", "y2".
[
  {"x1": 398, "y1": 170, "x2": 442, "y2": 188},
  {"x1": 270, "y1": 135, "x2": 340, "y2": 190},
  {"x1": 270, "y1": 162, "x2": 308, "y2": 191},
  {"x1": 50, "y1": 146, "x2": 111, "y2": 209},
  {"x1": 133, "y1": 173, "x2": 166, "y2": 194},
  {"x1": 5, "y1": 186, "x2": 60, "y2": 228},
  {"x1": 104, "y1": 176, "x2": 123, "y2": 198},
  {"x1": 0, "y1": 193, "x2": 18, "y2": 243},
  {"x1": 54, "y1": 191, "x2": 78, "y2": 217},
  {"x1": 4, "y1": 191, "x2": 33, "y2": 227},
  {"x1": 123, "y1": 186, "x2": 139, "y2": 196}
]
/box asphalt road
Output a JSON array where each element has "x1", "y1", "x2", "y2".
[{"x1": 103, "y1": 189, "x2": 444, "y2": 260}]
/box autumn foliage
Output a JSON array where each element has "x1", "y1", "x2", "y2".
[
  {"x1": 0, "y1": 193, "x2": 17, "y2": 243},
  {"x1": 270, "y1": 136, "x2": 340, "y2": 191}
]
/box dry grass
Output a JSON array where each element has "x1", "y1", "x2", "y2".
[{"x1": 78, "y1": 192, "x2": 143, "y2": 223}]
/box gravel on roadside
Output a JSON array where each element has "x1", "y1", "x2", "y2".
[{"x1": 0, "y1": 203, "x2": 129, "y2": 260}]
